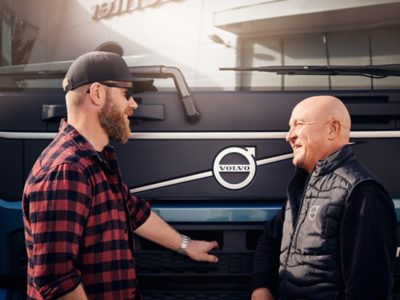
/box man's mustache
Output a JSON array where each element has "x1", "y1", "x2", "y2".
[{"x1": 125, "y1": 106, "x2": 135, "y2": 117}]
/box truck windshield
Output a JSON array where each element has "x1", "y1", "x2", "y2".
[{"x1": 1, "y1": 0, "x2": 400, "y2": 90}]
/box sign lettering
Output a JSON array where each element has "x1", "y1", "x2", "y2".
[{"x1": 93, "y1": 0, "x2": 183, "y2": 20}]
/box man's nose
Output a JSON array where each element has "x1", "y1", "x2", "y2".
[
  {"x1": 286, "y1": 127, "x2": 295, "y2": 143},
  {"x1": 129, "y1": 97, "x2": 139, "y2": 110}
]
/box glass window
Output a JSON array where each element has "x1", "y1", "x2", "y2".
[
  {"x1": 0, "y1": 1, "x2": 399, "y2": 91},
  {"x1": 240, "y1": 27, "x2": 400, "y2": 91}
]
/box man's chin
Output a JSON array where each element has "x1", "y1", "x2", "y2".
[
  {"x1": 120, "y1": 130, "x2": 131, "y2": 144},
  {"x1": 109, "y1": 128, "x2": 130, "y2": 144},
  {"x1": 292, "y1": 156, "x2": 303, "y2": 168},
  {"x1": 119, "y1": 137, "x2": 129, "y2": 144},
  {"x1": 112, "y1": 133, "x2": 130, "y2": 144}
]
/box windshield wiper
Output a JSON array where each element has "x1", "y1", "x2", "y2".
[{"x1": 220, "y1": 64, "x2": 400, "y2": 78}]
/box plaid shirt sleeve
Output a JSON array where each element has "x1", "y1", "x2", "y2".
[
  {"x1": 122, "y1": 183, "x2": 151, "y2": 229},
  {"x1": 28, "y1": 162, "x2": 91, "y2": 299}
]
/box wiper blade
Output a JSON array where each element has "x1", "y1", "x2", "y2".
[{"x1": 220, "y1": 64, "x2": 400, "y2": 78}]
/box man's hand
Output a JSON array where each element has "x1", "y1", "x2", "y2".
[
  {"x1": 134, "y1": 211, "x2": 219, "y2": 263},
  {"x1": 185, "y1": 240, "x2": 219, "y2": 263},
  {"x1": 251, "y1": 287, "x2": 275, "y2": 300}
]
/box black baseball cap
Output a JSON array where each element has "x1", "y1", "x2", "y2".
[{"x1": 64, "y1": 51, "x2": 153, "y2": 93}]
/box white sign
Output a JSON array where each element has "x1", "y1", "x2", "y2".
[{"x1": 93, "y1": 0, "x2": 183, "y2": 20}]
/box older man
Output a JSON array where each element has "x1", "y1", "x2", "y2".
[
  {"x1": 251, "y1": 96, "x2": 396, "y2": 300},
  {"x1": 22, "y1": 51, "x2": 219, "y2": 300}
]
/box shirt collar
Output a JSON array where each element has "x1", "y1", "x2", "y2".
[
  {"x1": 314, "y1": 144, "x2": 354, "y2": 176},
  {"x1": 59, "y1": 119, "x2": 115, "y2": 164}
]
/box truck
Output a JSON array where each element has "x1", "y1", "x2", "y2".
[{"x1": 1, "y1": 0, "x2": 400, "y2": 299}]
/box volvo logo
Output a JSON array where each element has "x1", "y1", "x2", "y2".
[
  {"x1": 308, "y1": 205, "x2": 320, "y2": 221},
  {"x1": 213, "y1": 147, "x2": 256, "y2": 190}
]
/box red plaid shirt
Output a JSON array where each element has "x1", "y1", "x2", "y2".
[{"x1": 22, "y1": 120, "x2": 151, "y2": 300}]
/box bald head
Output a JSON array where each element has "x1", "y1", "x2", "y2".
[
  {"x1": 293, "y1": 95, "x2": 351, "y2": 140},
  {"x1": 286, "y1": 95, "x2": 351, "y2": 172}
]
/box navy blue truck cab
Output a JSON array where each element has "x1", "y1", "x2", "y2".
[
  {"x1": 3, "y1": 0, "x2": 400, "y2": 298},
  {"x1": 0, "y1": 62, "x2": 400, "y2": 299}
]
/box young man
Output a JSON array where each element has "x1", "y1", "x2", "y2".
[
  {"x1": 22, "y1": 51, "x2": 219, "y2": 300},
  {"x1": 251, "y1": 95, "x2": 397, "y2": 300}
]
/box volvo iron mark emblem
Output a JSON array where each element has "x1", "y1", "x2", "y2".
[
  {"x1": 213, "y1": 147, "x2": 256, "y2": 190},
  {"x1": 308, "y1": 205, "x2": 320, "y2": 221}
]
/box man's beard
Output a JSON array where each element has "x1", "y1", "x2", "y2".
[{"x1": 99, "y1": 98, "x2": 132, "y2": 144}]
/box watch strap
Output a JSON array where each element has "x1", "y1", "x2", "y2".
[{"x1": 177, "y1": 234, "x2": 191, "y2": 255}]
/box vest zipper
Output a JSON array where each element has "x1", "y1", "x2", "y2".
[{"x1": 282, "y1": 169, "x2": 314, "y2": 278}]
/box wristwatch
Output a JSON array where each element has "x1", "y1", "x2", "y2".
[{"x1": 177, "y1": 234, "x2": 191, "y2": 255}]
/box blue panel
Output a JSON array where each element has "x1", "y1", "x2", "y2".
[
  {"x1": 0, "y1": 199, "x2": 24, "y2": 275},
  {"x1": 393, "y1": 198, "x2": 400, "y2": 221},
  {"x1": 152, "y1": 202, "x2": 282, "y2": 222}
]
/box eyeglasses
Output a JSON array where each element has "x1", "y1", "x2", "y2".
[
  {"x1": 100, "y1": 82, "x2": 134, "y2": 100},
  {"x1": 86, "y1": 82, "x2": 134, "y2": 100}
]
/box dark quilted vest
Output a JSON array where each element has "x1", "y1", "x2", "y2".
[{"x1": 279, "y1": 145, "x2": 378, "y2": 300}]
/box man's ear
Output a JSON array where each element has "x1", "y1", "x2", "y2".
[
  {"x1": 328, "y1": 119, "x2": 340, "y2": 140},
  {"x1": 87, "y1": 82, "x2": 104, "y2": 106}
]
